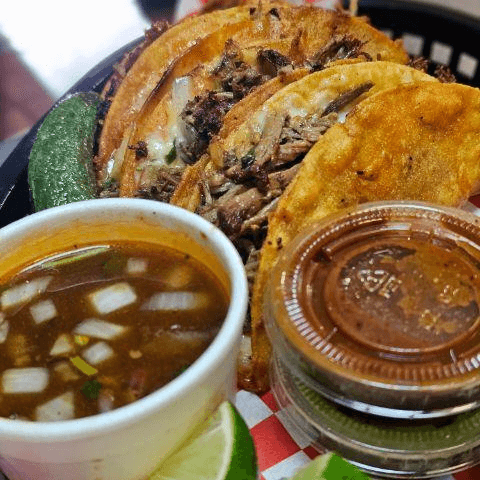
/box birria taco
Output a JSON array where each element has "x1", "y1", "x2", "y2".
[
  {"x1": 96, "y1": 1, "x2": 268, "y2": 173},
  {"x1": 250, "y1": 81, "x2": 480, "y2": 391}
]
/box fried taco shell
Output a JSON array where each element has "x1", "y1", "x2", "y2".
[
  {"x1": 250, "y1": 82, "x2": 480, "y2": 392},
  {"x1": 104, "y1": 4, "x2": 408, "y2": 201}
]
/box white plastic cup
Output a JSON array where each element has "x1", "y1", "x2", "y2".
[{"x1": 0, "y1": 198, "x2": 248, "y2": 480}]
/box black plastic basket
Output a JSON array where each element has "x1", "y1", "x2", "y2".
[
  {"x1": 357, "y1": 0, "x2": 480, "y2": 86},
  {"x1": 1, "y1": 0, "x2": 479, "y2": 228}
]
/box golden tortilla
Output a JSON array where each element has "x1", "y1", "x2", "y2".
[{"x1": 249, "y1": 82, "x2": 480, "y2": 392}]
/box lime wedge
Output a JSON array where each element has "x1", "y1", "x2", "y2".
[
  {"x1": 150, "y1": 401, "x2": 257, "y2": 480},
  {"x1": 290, "y1": 452, "x2": 371, "y2": 480}
]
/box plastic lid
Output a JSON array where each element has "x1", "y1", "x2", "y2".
[{"x1": 264, "y1": 201, "x2": 480, "y2": 418}]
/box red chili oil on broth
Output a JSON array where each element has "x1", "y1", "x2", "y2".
[{"x1": 0, "y1": 242, "x2": 230, "y2": 421}]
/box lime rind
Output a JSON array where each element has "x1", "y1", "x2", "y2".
[
  {"x1": 291, "y1": 451, "x2": 333, "y2": 479},
  {"x1": 150, "y1": 401, "x2": 257, "y2": 480},
  {"x1": 323, "y1": 453, "x2": 371, "y2": 479},
  {"x1": 216, "y1": 402, "x2": 235, "y2": 480},
  {"x1": 225, "y1": 401, "x2": 257, "y2": 480},
  {"x1": 291, "y1": 452, "x2": 371, "y2": 479}
]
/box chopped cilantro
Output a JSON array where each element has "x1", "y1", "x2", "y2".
[
  {"x1": 81, "y1": 379, "x2": 102, "y2": 400},
  {"x1": 102, "y1": 254, "x2": 124, "y2": 276},
  {"x1": 165, "y1": 144, "x2": 177, "y2": 164},
  {"x1": 173, "y1": 365, "x2": 189, "y2": 378},
  {"x1": 102, "y1": 178, "x2": 117, "y2": 190}
]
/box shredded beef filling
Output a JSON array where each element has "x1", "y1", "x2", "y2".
[
  {"x1": 322, "y1": 81, "x2": 374, "y2": 116},
  {"x1": 128, "y1": 141, "x2": 149, "y2": 160},
  {"x1": 214, "y1": 40, "x2": 272, "y2": 98},
  {"x1": 136, "y1": 170, "x2": 182, "y2": 203},
  {"x1": 175, "y1": 34, "x2": 375, "y2": 169},
  {"x1": 196, "y1": 82, "x2": 374, "y2": 315},
  {"x1": 176, "y1": 42, "x2": 293, "y2": 165},
  {"x1": 131, "y1": 32, "x2": 375, "y2": 203},
  {"x1": 177, "y1": 92, "x2": 236, "y2": 164},
  {"x1": 309, "y1": 35, "x2": 371, "y2": 70},
  {"x1": 408, "y1": 56, "x2": 456, "y2": 83},
  {"x1": 257, "y1": 49, "x2": 292, "y2": 77}
]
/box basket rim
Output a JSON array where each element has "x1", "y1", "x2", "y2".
[{"x1": 357, "y1": 0, "x2": 480, "y2": 32}]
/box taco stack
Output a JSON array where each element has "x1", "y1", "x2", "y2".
[
  {"x1": 29, "y1": 1, "x2": 480, "y2": 393},
  {"x1": 94, "y1": 1, "x2": 408, "y2": 199}
]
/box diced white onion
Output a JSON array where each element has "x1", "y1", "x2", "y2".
[
  {"x1": 141, "y1": 292, "x2": 209, "y2": 311},
  {"x1": 53, "y1": 361, "x2": 80, "y2": 382},
  {"x1": 164, "y1": 264, "x2": 194, "y2": 289},
  {"x1": 143, "y1": 330, "x2": 212, "y2": 356},
  {"x1": 35, "y1": 391, "x2": 75, "y2": 422},
  {"x1": 0, "y1": 313, "x2": 9, "y2": 344},
  {"x1": 50, "y1": 334, "x2": 74, "y2": 356},
  {"x1": 172, "y1": 76, "x2": 193, "y2": 116},
  {"x1": 109, "y1": 132, "x2": 131, "y2": 181},
  {"x1": 238, "y1": 335, "x2": 252, "y2": 369},
  {"x1": 82, "y1": 342, "x2": 114, "y2": 365},
  {"x1": 10, "y1": 334, "x2": 30, "y2": 367},
  {"x1": 30, "y1": 298, "x2": 57, "y2": 324},
  {"x1": 125, "y1": 258, "x2": 148, "y2": 275},
  {"x1": 74, "y1": 318, "x2": 127, "y2": 340},
  {"x1": 98, "y1": 389, "x2": 115, "y2": 413},
  {"x1": 2, "y1": 367, "x2": 49, "y2": 394},
  {"x1": 88, "y1": 282, "x2": 137, "y2": 315},
  {"x1": 1, "y1": 276, "x2": 52, "y2": 310}
]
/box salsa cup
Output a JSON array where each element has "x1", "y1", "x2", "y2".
[{"x1": 0, "y1": 198, "x2": 248, "y2": 480}]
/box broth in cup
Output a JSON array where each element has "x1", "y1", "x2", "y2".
[
  {"x1": 0, "y1": 241, "x2": 229, "y2": 421},
  {"x1": 0, "y1": 199, "x2": 248, "y2": 480}
]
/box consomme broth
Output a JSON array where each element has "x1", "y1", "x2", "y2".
[{"x1": 0, "y1": 241, "x2": 229, "y2": 421}]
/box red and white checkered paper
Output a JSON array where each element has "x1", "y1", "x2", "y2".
[{"x1": 234, "y1": 389, "x2": 480, "y2": 480}]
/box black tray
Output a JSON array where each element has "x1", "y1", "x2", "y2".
[{"x1": 1, "y1": 0, "x2": 479, "y2": 228}]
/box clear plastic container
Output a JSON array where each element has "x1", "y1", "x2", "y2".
[
  {"x1": 270, "y1": 352, "x2": 480, "y2": 479},
  {"x1": 264, "y1": 201, "x2": 480, "y2": 418}
]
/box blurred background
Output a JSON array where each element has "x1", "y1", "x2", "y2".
[{"x1": 1, "y1": 0, "x2": 479, "y2": 165}]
